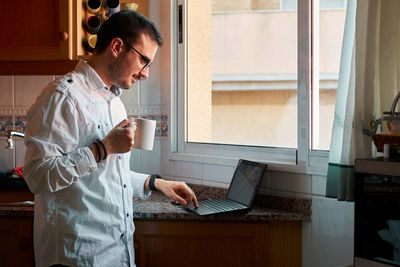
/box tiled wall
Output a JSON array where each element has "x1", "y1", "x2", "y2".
[
  {"x1": 0, "y1": 74, "x2": 167, "y2": 175},
  {"x1": 0, "y1": 75, "x2": 54, "y2": 171}
]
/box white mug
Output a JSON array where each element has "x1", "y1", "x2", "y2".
[{"x1": 132, "y1": 118, "x2": 156, "y2": 150}]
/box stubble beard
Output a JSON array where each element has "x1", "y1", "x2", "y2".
[{"x1": 107, "y1": 56, "x2": 130, "y2": 89}]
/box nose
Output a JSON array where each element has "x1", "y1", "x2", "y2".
[{"x1": 139, "y1": 68, "x2": 149, "y2": 80}]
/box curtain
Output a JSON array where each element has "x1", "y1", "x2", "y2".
[{"x1": 326, "y1": 0, "x2": 400, "y2": 201}]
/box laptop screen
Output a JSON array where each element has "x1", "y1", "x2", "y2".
[{"x1": 226, "y1": 160, "x2": 267, "y2": 207}]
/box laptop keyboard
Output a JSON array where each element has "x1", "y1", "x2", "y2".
[{"x1": 200, "y1": 199, "x2": 245, "y2": 213}]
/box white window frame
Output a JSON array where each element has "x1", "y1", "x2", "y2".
[{"x1": 169, "y1": 0, "x2": 329, "y2": 175}]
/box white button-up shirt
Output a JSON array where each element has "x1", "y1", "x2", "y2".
[{"x1": 24, "y1": 60, "x2": 150, "y2": 267}]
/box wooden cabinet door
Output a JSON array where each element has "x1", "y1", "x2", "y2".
[
  {"x1": 0, "y1": 216, "x2": 34, "y2": 267},
  {"x1": 134, "y1": 221, "x2": 269, "y2": 267},
  {"x1": 0, "y1": 190, "x2": 34, "y2": 203},
  {"x1": 134, "y1": 220, "x2": 301, "y2": 267},
  {"x1": 0, "y1": 0, "x2": 72, "y2": 60}
]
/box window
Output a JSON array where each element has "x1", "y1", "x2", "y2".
[
  {"x1": 312, "y1": 0, "x2": 347, "y2": 150},
  {"x1": 282, "y1": 0, "x2": 346, "y2": 10},
  {"x1": 173, "y1": 0, "x2": 347, "y2": 165}
]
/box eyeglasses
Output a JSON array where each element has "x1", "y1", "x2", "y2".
[{"x1": 121, "y1": 39, "x2": 151, "y2": 70}]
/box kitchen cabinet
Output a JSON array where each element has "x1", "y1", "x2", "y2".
[
  {"x1": 0, "y1": 189, "x2": 33, "y2": 203},
  {"x1": 0, "y1": 210, "x2": 302, "y2": 267},
  {"x1": 0, "y1": 0, "x2": 78, "y2": 61},
  {"x1": 0, "y1": 0, "x2": 84, "y2": 74},
  {"x1": 133, "y1": 220, "x2": 301, "y2": 267},
  {"x1": 0, "y1": 216, "x2": 34, "y2": 267},
  {"x1": 0, "y1": 0, "x2": 150, "y2": 75}
]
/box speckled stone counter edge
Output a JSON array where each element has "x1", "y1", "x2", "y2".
[
  {"x1": 132, "y1": 184, "x2": 311, "y2": 222},
  {"x1": 0, "y1": 184, "x2": 311, "y2": 221},
  {"x1": 188, "y1": 183, "x2": 311, "y2": 218}
]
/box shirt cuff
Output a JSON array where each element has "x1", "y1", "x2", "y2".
[
  {"x1": 71, "y1": 147, "x2": 97, "y2": 176},
  {"x1": 130, "y1": 172, "x2": 151, "y2": 200}
]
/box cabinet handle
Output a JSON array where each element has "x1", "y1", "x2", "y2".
[{"x1": 59, "y1": 31, "x2": 69, "y2": 41}]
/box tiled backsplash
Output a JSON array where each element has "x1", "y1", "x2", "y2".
[
  {"x1": 128, "y1": 114, "x2": 168, "y2": 137},
  {"x1": 0, "y1": 116, "x2": 13, "y2": 137},
  {"x1": 0, "y1": 75, "x2": 167, "y2": 172},
  {"x1": 0, "y1": 114, "x2": 167, "y2": 138}
]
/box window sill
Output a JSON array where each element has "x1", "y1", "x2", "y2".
[{"x1": 169, "y1": 150, "x2": 329, "y2": 176}]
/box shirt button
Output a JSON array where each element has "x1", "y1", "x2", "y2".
[
  {"x1": 126, "y1": 213, "x2": 129, "y2": 217},
  {"x1": 67, "y1": 78, "x2": 73, "y2": 83},
  {"x1": 98, "y1": 125, "x2": 100, "y2": 129},
  {"x1": 120, "y1": 233, "x2": 124, "y2": 237},
  {"x1": 123, "y1": 184, "x2": 127, "y2": 188},
  {"x1": 118, "y1": 155, "x2": 122, "y2": 160}
]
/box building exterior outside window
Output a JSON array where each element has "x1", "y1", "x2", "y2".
[{"x1": 184, "y1": 0, "x2": 346, "y2": 151}]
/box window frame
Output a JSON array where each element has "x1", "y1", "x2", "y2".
[{"x1": 170, "y1": 0, "x2": 329, "y2": 175}]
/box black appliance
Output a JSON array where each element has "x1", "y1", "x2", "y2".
[
  {"x1": 0, "y1": 172, "x2": 29, "y2": 190},
  {"x1": 355, "y1": 158, "x2": 400, "y2": 266}
]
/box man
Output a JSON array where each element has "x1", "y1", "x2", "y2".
[{"x1": 24, "y1": 11, "x2": 198, "y2": 267}]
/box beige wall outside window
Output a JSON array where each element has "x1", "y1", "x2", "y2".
[{"x1": 186, "y1": 0, "x2": 346, "y2": 150}]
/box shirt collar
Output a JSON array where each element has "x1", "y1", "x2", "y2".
[
  {"x1": 75, "y1": 60, "x2": 107, "y2": 91},
  {"x1": 74, "y1": 60, "x2": 122, "y2": 97}
]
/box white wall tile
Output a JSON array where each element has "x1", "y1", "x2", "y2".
[
  {"x1": 174, "y1": 176, "x2": 203, "y2": 186},
  {"x1": 14, "y1": 75, "x2": 54, "y2": 108},
  {"x1": 15, "y1": 140, "x2": 26, "y2": 167},
  {"x1": 312, "y1": 174, "x2": 327, "y2": 196},
  {"x1": 160, "y1": 175, "x2": 174, "y2": 181},
  {"x1": 257, "y1": 171, "x2": 270, "y2": 195},
  {"x1": 270, "y1": 171, "x2": 311, "y2": 194},
  {"x1": 149, "y1": 0, "x2": 161, "y2": 24},
  {"x1": 161, "y1": 158, "x2": 176, "y2": 177},
  {"x1": 160, "y1": 55, "x2": 171, "y2": 107},
  {"x1": 174, "y1": 160, "x2": 203, "y2": 180},
  {"x1": 160, "y1": 138, "x2": 176, "y2": 177},
  {"x1": 138, "y1": 139, "x2": 161, "y2": 174},
  {"x1": 140, "y1": 71, "x2": 161, "y2": 106},
  {"x1": 130, "y1": 147, "x2": 141, "y2": 173},
  {"x1": 0, "y1": 140, "x2": 15, "y2": 171},
  {"x1": 311, "y1": 196, "x2": 354, "y2": 267},
  {"x1": 269, "y1": 189, "x2": 311, "y2": 199},
  {"x1": 159, "y1": 0, "x2": 171, "y2": 107},
  {"x1": 131, "y1": 140, "x2": 161, "y2": 175},
  {"x1": 120, "y1": 82, "x2": 140, "y2": 107},
  {"x1": 0, "y1": 76, "x2": 13, "y2": 107},
  {"x1": 203, "y1": 163, "x2": 235, "y2": 184},
  {"x1": 141, "y1": 0, "x2": 162, "y2": 107},
  {"x1": 203, "y1": 180, "x2": 230, "y2": 188}
]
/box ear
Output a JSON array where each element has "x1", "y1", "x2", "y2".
[{"x1": 109, "y1": 38, "x2": 123, "y2": 58}]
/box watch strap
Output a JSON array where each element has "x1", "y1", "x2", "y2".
[{"x1": 149, "y1": 174, "x2": 161, "y2": 191}]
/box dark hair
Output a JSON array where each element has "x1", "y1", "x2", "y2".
[{"x1": 95, "y1": 10, "x2": 163, "y2": 53}]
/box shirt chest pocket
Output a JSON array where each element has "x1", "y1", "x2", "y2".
[{"x1": 86, "y1": 121, "x2": 113, "y2": 145}]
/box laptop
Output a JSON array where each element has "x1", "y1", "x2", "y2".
[{"x1": 185, "y1": 159, "x2": 268, "y2": 216}]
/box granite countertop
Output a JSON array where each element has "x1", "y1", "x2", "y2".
[
  {"x1": 0, "y1": 184, "x2": 311, "y2": 222},
  {"x1": 132, "y1": 193, "x2": 310, "y2": 222}
]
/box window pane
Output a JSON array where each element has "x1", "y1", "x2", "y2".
[
  {"x1": 187, "y1": 0, "x2": 298, "y2": 148},
  {"x1": 320, "y1": 0, "x2": 346, "y2": 9},
  {"x1": 312, "y1": 0, "x2": 346, "y2": 150}
]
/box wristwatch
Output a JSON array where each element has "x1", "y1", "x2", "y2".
[{"x1": 149, "y1": 174, "x2": 161, "y2": 191}]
